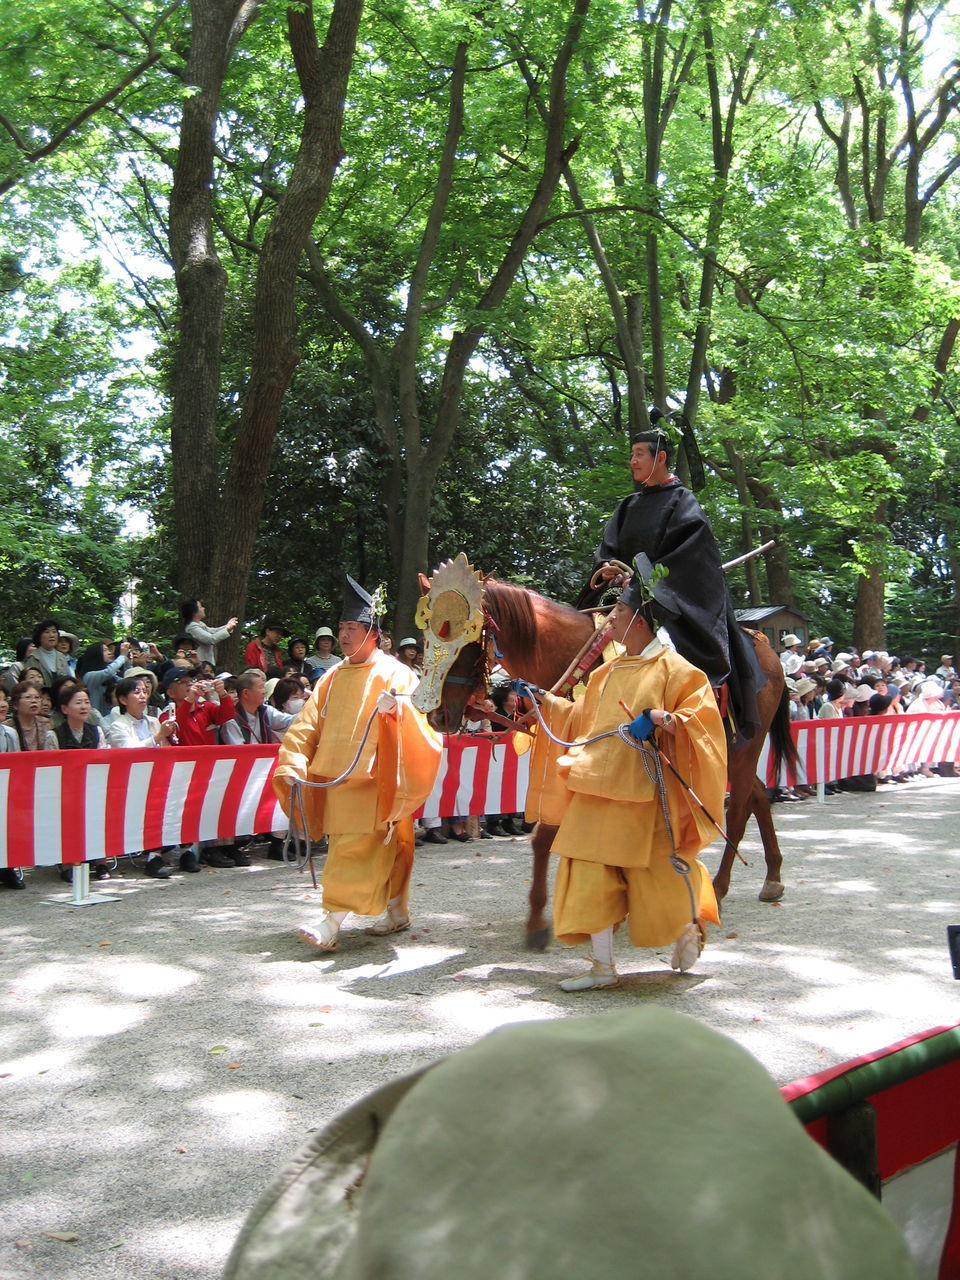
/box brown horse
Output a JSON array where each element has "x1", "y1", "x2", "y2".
[{"x1": 427, "y1": 577, "x2": 794, "y2": 950}]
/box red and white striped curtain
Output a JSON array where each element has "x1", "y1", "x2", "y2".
[
  {"x1": 757, "y1": 711, "x2": 960, "y2": 787},
  {"x1": 2, "y1": 715, "x2": 957, "y2": 868}
]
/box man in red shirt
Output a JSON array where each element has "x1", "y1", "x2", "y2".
[
  {"x1": 243, "y1": 621, "x2": 288, "y2": 672},
  {"x1": 159, "y1": 669, "x2": 241, "y2": 871},
  {"x1": 159, "y1": 669, "x2": 236, "y2": 746}
]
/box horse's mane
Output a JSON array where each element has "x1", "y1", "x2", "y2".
[{"x1": 482, "y1": 579, "x2": 541, "y2": 655}]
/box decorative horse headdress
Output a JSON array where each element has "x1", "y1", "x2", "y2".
[{"x1": 412, "y1": 553, "x2": 485, "y2": 713}]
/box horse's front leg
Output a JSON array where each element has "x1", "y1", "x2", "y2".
[
  {"x1": 749, "y1": 776, "x2": 785, "y2": 901},
  {"x1": 526, "y1": 823, "x2": 556, "y2": 951}
]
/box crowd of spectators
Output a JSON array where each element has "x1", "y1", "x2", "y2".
[
  {"x1": 0, "y1": 610, "x2": 523, "y2": 890},
  {"x1": 0, "y1": 609, "x2": 348, "y2": 890},
  {"x1": 3, "y1": 611, "x2": 955, "y2": 889},
  {"x1": 774, "y1": 633, "x2": 958, "y2": 800}
]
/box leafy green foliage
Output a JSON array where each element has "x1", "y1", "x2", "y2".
[
  {"x1": 0, "y1": 256, "x2": 149, "y2": 646},
  {"x1": 0, "y1": 0, "x2": 958, "y2": 658}
]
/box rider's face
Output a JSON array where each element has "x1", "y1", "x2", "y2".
[{"x1": 629, "y1": 444, "x2": 659, "y2": 485}]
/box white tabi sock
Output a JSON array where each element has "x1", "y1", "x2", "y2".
[{"x1": 590, "y1": 926, "x2": 615, "y2": 968}]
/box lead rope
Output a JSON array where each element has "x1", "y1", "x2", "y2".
[
  {"x1": 624, "y1": 727, "x2": 699, "y2": 929},
  {"x1": 282, "y1": 693, "x2": 413, "y2": 883}
]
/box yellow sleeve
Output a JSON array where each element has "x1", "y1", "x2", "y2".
[
  {"x1": 376, "y1": 696, "x2": 443, "y2": 825},
  {"x1": 273, "y1": 676, "x2": 333, "y2": 835},
  {"x1": 661, "y1": 665, "x2": 728, "y2": 857},
  {"x1": 523, "y1": 692, "x2": 584, "y2": 826}
]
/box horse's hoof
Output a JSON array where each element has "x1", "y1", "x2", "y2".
[
  {"x1": 759, "y1": 880, "x2": 785, "y2": 902},
  {"x1": 525, "y1": 927, "x2": 551, "y2": 952}
]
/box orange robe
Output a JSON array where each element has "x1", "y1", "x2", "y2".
[
  {"x1": 539, "y1": 644, "x2": 726, "y2": 948},
  {"x1": 273, "y1": 651, "x2": 441, "y2": 917}
]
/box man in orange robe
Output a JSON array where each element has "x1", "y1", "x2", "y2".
[
  {"x1": 273, "y1": 576, "x2": 441, "y2": 951},
  {"x1": 533, "y1": 561, "x2": 727, "y2": 990}
]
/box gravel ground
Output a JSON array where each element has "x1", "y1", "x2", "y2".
[{"x1": 2, "y1": 775, "x2": 959, "y2": 1279}]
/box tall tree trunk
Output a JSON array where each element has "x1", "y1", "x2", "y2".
[
  {"x1": 168, "y1": 0, "x2": 261, "y2": 600},
  {"x1": 206, "y1": 0, "x2": 364, "y2": 648},
  {"x1": 853, "y1": 534, "x2": 887, "y2": 651},
  {"x1": 746, "y1": 478, "x2": 792, "y2": 605}
]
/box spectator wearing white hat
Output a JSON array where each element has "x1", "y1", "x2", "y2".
[
  {"x1": 935, "y1": 654, "x2": 957, "y2": 684},
  {"x1": 773, "y1": 680, "x2": 804, "y2": 801},
  {"x1": 794, "y1": 676, "x2": 818, "y2": 714},
  {"x1": 851, "y1": 684, "x2": 874, "y2": 712},
  {"x1": 840, "y1": 683, "x2": 891, "y2": 792},
  {"x1": 56, "y1": 631, "x2": 80, "y2": 676},
  {"x1": 781, "y1": 651, "x2": 804, "y2": 677},
  {"x1": 305, "y1": 626, "x2": 340, "y2": 676},
  {"x1": 804, "y1": 656, "x2": 830, "y2": 678},
  {"x1": 831, "y1": 653, "x2": 854, "y2": 677},
  {"x1": 780, "y1": 677, "x2": 818, "y2": 799},
  {"x1": 906, "y1": 679, "x2": 948, "y2": 778},
  {"x1": 910, "y1": 679, "x2": 946, "y2": 712},
  {"x1": 860, "y1": 650, "x2": 887, "y2": 680},
  {"x1": 396, "y1": 636, "x2": 423, "y2": 673}
]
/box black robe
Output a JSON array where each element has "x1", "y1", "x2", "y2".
[{"x1": 576, "y1": 480, "x2": 764, "y2": 738}]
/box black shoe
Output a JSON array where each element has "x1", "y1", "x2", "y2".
[
  {"x1": 144, "y1": 855, "x2": 172, "y2": 879},
  {"x1": 59, "y1": 864, "x2": 73, "y2": 883},
  {"x1": 93, "y1": 863, "x2": 111, "y2": 881},
  {"x1": 452, "y1": 831, "x2": 470, "y2": 842},
  {"x1": 200, "y1": 848, "x2": 236, "y2": 868},
  {"x1": 267, "y1": 837, "x2": 287, "y2": 861},
  {"x1": 1, "y1": 867, "x2": 25, "y2": 890},
  {"x1": 229, "y1": 845, "x2": 252, "y2": 867},
  {"x1": 179, "y1": 849, "x2": 201, "y2": 873},
  {"x1": 423, "y1": 829, "x2": 448, "y2": 844},
  {"x1": 486, "y1": 822, "x2": 507, "y2": 837},
  {"x1": 504, "y1": 819, "x2": 526, "y2": 835},
  {"x1": 479, "y1": 830, "x2": 493, "y2": 840}
]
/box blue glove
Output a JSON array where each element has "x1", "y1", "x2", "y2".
[
  {"x1": 627, "y1": 711, "x2": 655, "y2": 742},
  {"x1": 509, "y1": 679, "x2": 545, "y2": 698}
]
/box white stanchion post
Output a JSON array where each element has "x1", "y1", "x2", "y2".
[{"x1": 45, "y1": 862, "x2": 118, "y2": 908}]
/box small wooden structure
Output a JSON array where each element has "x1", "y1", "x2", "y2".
[{"x1": 735, "y1": 604, "x2": 813, "y2": 650}]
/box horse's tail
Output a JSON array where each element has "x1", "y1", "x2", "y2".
[{"x1": 768, "y1": 685, "x2": 799, "y2": 782}]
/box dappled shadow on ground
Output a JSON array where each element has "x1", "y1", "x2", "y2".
[
  {"x1": 693, "y1": 778, "x2": 960, "y2": 1075},
  {"x1": 2, "y1": 785, "x2": 960, "y2": 1277}
]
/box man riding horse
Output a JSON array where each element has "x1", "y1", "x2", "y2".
[{"x1": 576, "y1": 415, "x2": 764, "y2": 742}]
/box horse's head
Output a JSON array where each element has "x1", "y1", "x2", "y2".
[
  {"x1": 412, "y1": 555, "x2": 489, "y2": 732},
  {"x1": 413, "y1": 556, "x2": 598, "y2": 731}
]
